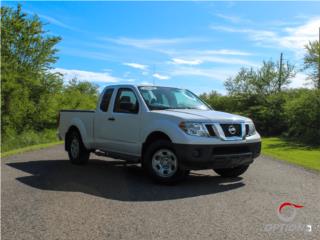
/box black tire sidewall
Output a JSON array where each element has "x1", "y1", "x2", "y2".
[
  {"x1": 143, "y1": 140, "x2": 186, "y2": 184},
  {"x1": 67, "y1": 131, "x2": 89, "y2": 165}
]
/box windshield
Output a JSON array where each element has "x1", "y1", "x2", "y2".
[{"x1": 138, "y1": 86, "x2": 211, "y2": 111}]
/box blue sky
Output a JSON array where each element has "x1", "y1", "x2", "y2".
[{"x1": 3, "y1": 1, "x2": 320, "y2": 94}]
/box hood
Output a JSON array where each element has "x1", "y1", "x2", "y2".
[{"x1": 154, "y1": 109, "x2": 250, "y2": 123}]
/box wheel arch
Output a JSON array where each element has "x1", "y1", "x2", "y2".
[{"x1": 142, "y1": 131, "x2": 172, "y2": 156}]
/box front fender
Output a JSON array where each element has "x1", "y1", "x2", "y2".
[{"x1": 141, "y1": 119, "x2": 188, "y2": 144}]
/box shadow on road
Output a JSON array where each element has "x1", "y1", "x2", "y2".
[{"x1": 7, "y1": 159, "x2": 245, "y2": 201}]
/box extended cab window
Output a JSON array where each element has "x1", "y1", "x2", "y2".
[
  {"x1": 114, "y1": 88, "x2": 139, "y2": 114},
  {"x1": 100, "y1": 88, "x2": 114, "y2": 112}
]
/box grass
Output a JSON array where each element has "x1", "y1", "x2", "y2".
[
  {"x1": 2, "y1": 129, "x2": 58, "y2": 152},
  {"x1": 262, "y1": 137, "x2": 320, "y2": 171},
  {"x1": 1, "y1": 129, "x2": 62, "y2": 157},
  {"x1": 1, "y1": 141, "x2": 63, "y2": 158}
]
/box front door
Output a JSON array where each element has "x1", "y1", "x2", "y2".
[{"x1": 107, "y1": 87, "x2": 141, "y2": 156}]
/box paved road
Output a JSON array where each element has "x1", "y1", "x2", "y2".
[{"x1": 2, "y1": 145, "x2": 320, "y2": 240}]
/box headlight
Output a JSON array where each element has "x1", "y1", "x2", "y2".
[
  {"x1": 179, "y1": 122, "x2": 209, "y2": 137},
  {"x1": 246, "y1": 122, "x2": 256, "y2": 136}
]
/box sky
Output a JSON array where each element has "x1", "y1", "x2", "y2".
[{"x1": 3, "y1": 1, "x2": 320, "y2": 94}]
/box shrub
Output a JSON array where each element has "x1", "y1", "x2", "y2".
[
  {"x1": 1, "y1": 129, "x2": 58, "y2": 152},
  {"x1": 285, "y1": 89, "x2": 320, "y2": 145}
]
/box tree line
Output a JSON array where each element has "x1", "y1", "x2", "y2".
[
  {"x1": 1, "y1": 5, "x2": 99, "y2": 151},
  {"x1": 1, "y1": 5, "x2": 320, "y2": 151},
  {"x1": 200, "y1": 56, "x2": 320, "y2": 145}
]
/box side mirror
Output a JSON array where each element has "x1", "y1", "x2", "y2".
[{"x1": 119, "y1": 102, "x2": 134, "y2": 112}]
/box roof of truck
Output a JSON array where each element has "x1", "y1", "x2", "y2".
[{"x1": 104, "y1": 84, "x2": 185, "y2": 89}]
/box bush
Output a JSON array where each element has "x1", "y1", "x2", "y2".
[
  {"x1": 1, "y1": 129, "x2": 59, "y2": 152},
  {"x1": 285, "y1": 89, "x2": 320, "y2": 145},
  {"x1": 201, "y1": 89, "x2": 320, "y2": 145},
  {"x1": 201, "y1": 92, "x2": 287, "y2": 136}
]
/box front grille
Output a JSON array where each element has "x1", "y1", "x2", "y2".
[
  {"x1": 205, "y1": 124, "x2": 216, "y2": 136},
  {"x1": 220, "y1": 124, "x2": 242, "y2": 137}
]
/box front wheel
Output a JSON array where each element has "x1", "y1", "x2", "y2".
[
  {"x1": 143, "y1": 140, "x2": 188, "y2": 184},
  {"x1": 67, "y1": 131, "x2": 90, "y2": 165},
  {"x1": 213, "y1": 165, "x2": 249, "y2": 178}
]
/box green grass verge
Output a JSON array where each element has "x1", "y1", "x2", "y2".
[
  {"x1": 262, "y1": 137, "x2": 320, "y2": 171},
  {"x1": 1, "y1": 141, "x2": 63, "y2": 158}
]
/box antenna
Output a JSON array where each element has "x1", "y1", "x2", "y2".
[
  {"x1": 152, "y1": 64, "x2": 156, "y2": 86},
  {"x1": 278, "y1": 52, "x2": 283, "y2": 92}
]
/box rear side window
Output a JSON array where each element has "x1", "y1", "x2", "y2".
[{"x1": 100, "y1": 88, "x2": 114, "y2": 112}]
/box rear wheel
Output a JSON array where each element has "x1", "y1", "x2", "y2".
[
  {"x1": 143, "y1": 140, "x2": 188, "y2": 184},
  {"x1": 213, "y1": 165, "x2": 249, "y2": 178},
  {"x1": 67, "y1": 130, "x2": 90, "y2": 165}
]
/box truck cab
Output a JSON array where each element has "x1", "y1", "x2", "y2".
[{"x1": 58, "y1": 84, "x2": 261, "y2": 183}]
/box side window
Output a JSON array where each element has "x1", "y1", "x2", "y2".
[
  {"x1": 100, "y1": 88, "x2": 114, "y2": 112},
  {"x1": 114, "y1": 88, "x2": 139, "y2": 114}
]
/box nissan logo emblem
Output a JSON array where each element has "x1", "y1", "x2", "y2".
[{"x1": 228, "y1": 125, "x2": 236, "y2": 135}]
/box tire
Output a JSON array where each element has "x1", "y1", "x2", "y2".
[
  {"x1": 67, "y1": 130, "x2": 90, "y2": 165},
  {"x1": 143, "y1": 140, "x2": 188, "y2": 184},
  {"x1": 213, "y1": 165, "x2": 249, "y2": 178}
]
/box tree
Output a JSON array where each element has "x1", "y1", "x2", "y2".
[
  {"x1": 225, "y1": 60, "x2": 295, "y2": 96},
  {"x1": 60, "y1": 78, "x2": 99, "y2": 110},
  {"x1": 1, "y1": 4, "x2": 62, "y2": 135},
  {"x1": 303, "y1": 40, "x2": 320, "y2": 88}
]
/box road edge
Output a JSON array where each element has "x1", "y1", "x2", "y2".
[
  {"x1": 1, "y1": 141, "x2": 63, "y2": 158},
  {"x1": 261, "y1": 154, "x2": 320, "y2": 175}
]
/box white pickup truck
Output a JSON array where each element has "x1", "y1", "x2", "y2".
[{"x1": 58, "y1": 85, "x2": 261, "y2": 183}]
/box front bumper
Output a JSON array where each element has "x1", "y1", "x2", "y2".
[{"x1": 173, "y1": 142, "x2": 261, "y2": 170}]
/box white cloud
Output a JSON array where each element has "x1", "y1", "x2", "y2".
[
  {"x1": 280, "y1": 18, "x2": 320, "y2": 51},
  {"x1": 289, "y1": 72, "x2": 312, "y2": 89},
  {"x1": 215, "y1": 14, "x2": 251, "y2": 24},
  {"x1": 152, "y1": 73, "x2": 170, "y2": 80},
  {"x1": 199, "y1": 56, "x2": 256, "y2": 66},
  {"x1": 140, "y1": 81, "x2": 153, "y2": 86},
  {"x1": 211, "y1": 25, "x2": 276, "y2": 41},
  {"x1": 123, "y1": 62, "x2": 149, "y2": 70},
  {"x1": 172, "y1": 58, "x2": 203, "y2": 65},
  {"x1": 211, "y1": 17, "x2": 320, "y2": 54},
  {"x1": 52, "y1": 68, "x2": 119, "y2": 83},
  {"x1": 102, "y1": 37, "x2": 206, "y2": 51},
  {"x1": 171, "y1": 67, "x2": 237, "y2": 82},
  {"x1": 37, "y1": 14, "x2": 75, "y2": 30},
  {"x1": 198, "y1": 49, "x2": 252, "y2": 56},
  {"x1": 170, "y1": 49, "x2": 255, "y2": 66},
  {"x1": 126, "y1": 79, "x2": 136, "y2": 83},
  {"x1": 171, "y1": 55, "x2": 256, "y2": 66}
]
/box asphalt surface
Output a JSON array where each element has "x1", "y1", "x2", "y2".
[{"x1": 2, "y1": 144, "x2": 320, "y2": 240}]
